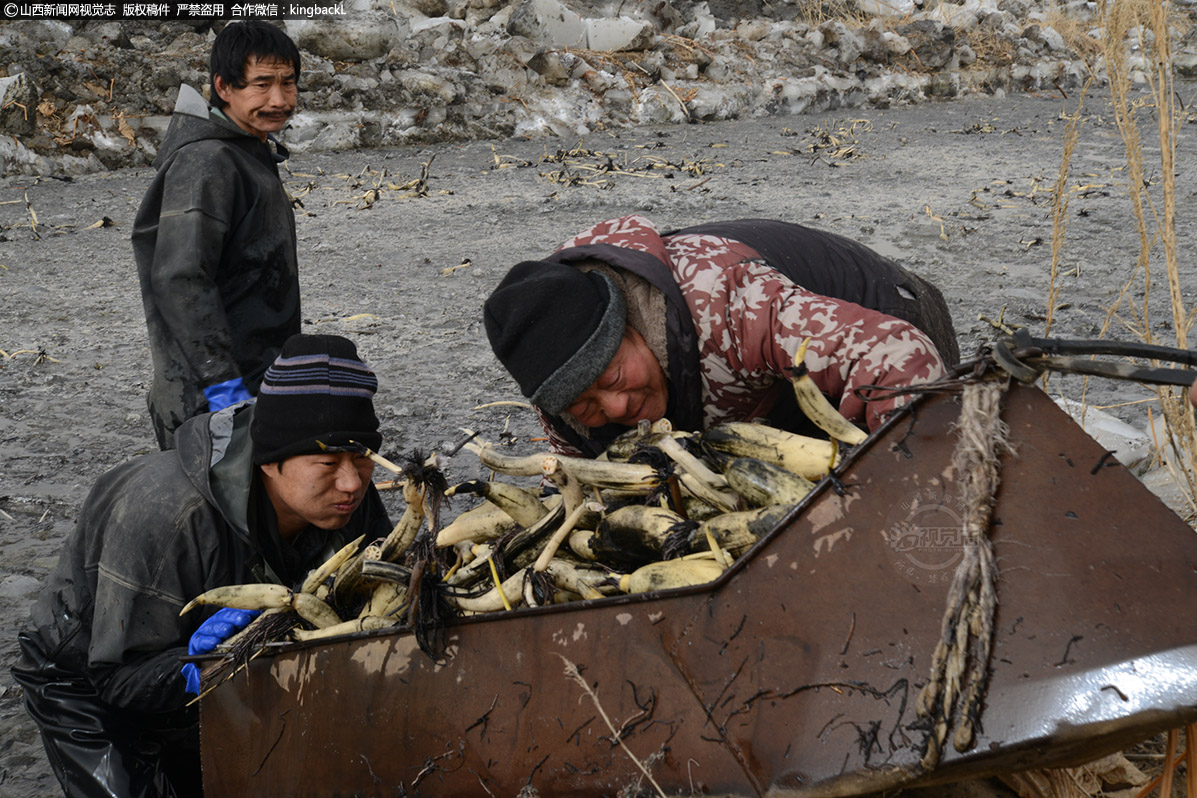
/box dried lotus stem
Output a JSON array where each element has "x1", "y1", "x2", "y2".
[
  {"x1": 301, "y1": 534, "x2": 365, "y2": 594},
  {"x1": 655, "y1": 435, "x2": 727, "y2": 491},
  {"x1": 533, "y1": 501, "x2": 597, "y2": 573},
  {"x1": 291, "y1": 616, "x2": 392, "y2": 642}
]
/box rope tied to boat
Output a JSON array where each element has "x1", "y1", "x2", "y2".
[{"x1": 915, "y1": 376, "x2": 1013, "y2": 771}]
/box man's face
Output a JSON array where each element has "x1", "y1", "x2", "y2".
[
  {"x1": 259, "y1": 451, "x2": 375, "y2": 540},
  {"x1": 564, "y1": 328, "x2": 668, "y2": 428},
  {"x1": 213, "y1": 56, "x2": 297, "y2": 141}
]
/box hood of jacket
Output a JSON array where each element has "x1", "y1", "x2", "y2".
[
  {"x1": 172, "y1": 401, "x2": 257, "y2": 547},
  {"x1": 152, "y1": 84, "x2": 287, "y2": 170}
]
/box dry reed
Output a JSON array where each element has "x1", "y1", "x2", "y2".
[{"x1": 1045, "y1": 0, "x2": 1197, "y2": 518}]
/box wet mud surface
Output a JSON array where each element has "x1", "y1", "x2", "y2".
[{"x1": 1, "y1": 85, "x2": 1195, "y2": 795}]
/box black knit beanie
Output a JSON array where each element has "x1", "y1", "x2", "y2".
[
  {"x1": 250, "y1": 334, "x2": 382, "y2": 465},
  {"x1": 483, "y1": 260, "x2": 627, "y2": 415}
]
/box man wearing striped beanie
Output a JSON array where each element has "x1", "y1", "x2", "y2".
[
  {"x1": 252, "y1": 333, "x2": 384, "y2": 465},
  {"x1": 12, "y1": 334, "x2": 393, "y2": 798}
]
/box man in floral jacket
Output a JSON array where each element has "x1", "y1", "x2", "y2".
[{"x1": 484, "y1": 215, "x2": 956, "y2": 458}]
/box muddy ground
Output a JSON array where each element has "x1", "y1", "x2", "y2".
[{"x1": 1, "y1": 83, "x2": 1195, "y2": 795}]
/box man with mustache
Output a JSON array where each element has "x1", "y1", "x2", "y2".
[
  {"x1": 12, "y1": 334, "x2": 393, "y2": 798},
  {"x1": 484, "y1": 216, "x2": 957, "y2": 458},
  {"x1": 133, "y1": 21, "x2": 302, "y2": 450}
]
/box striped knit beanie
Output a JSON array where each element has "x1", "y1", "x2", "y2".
[{"x1": 250, "y1": 334, "x2": 382, "y2": 465}]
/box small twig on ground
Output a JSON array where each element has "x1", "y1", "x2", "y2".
[
  {"x1": 978, "y1": 311, "x2": 1015, "y2": 335},
  {"x1": 25, "y1": 190, "x2": 38, "y2": 239}
]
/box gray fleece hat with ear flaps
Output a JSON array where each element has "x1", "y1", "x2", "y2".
[{"x1": 483, "y1": 260, "x2": 627, "y2": 416}]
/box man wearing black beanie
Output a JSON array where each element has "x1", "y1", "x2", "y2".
[
  {"x1": 484, "y1": 215, "x2": 957, "y2": 458},
  {"x1": 12, "y1": 334, "x2": 393, "y2": 798}
]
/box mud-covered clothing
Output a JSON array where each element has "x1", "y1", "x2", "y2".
[
  {"x1": 11, "y1": 404, "x2": 391, "y2": 798},
  {"x1": 536, "y1": 215, "x2": 952, "y2": 458},
  {"x1": 133, "y1": 84, "x2": 300, "y2": 450}
]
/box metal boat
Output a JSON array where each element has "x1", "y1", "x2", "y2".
[{"x1": 198, "y1": 381, "x2": 1197, "y2": 796}]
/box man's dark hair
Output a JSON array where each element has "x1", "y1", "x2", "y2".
[{"x1": 209, "y1": 21, "x2": 301, "y2": 109}]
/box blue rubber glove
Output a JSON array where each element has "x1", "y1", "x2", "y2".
[
  {"x1": 203, "y1": 377, "x2": 253, "y2": 412},
  {"x1": 181, "y1": 607, "x2": 260, "y2": 695}
]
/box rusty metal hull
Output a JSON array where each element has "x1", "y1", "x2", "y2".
[{"x1": 200, "y1": 383, "x2": 1197, "y2": 797}]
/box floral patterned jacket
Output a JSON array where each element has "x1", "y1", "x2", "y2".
[{"x1": 536, "y1": 215, "x2": 950, "y2": 457}]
